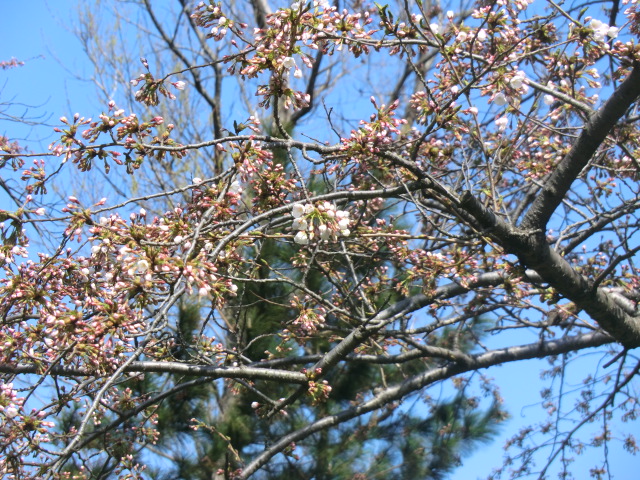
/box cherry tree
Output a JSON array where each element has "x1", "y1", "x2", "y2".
[{"x1": 2, "y1": 0, "x2": 640, "y2": 478}]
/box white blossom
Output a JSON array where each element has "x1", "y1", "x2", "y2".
[
  {"x1": 495, "y1": 117, "x2": 508, "y2": 131},
  {"x1": 590, "y1": 18, "x2": 604, "y2": 29},
  {"x1": 493, "y1": 93, "x2": 508, "y2": 106},
  {"x1": 135, "y1": 259, "x2": 150, "y2": 274},
  {"x1": 294, "y1": 231, "x2": 309, "y2": 245},
  {"x1": 4, "y1": 406, "x2": 18, "y2": 418},
  {"x1": 318, "y1": 224, "x2": 331, "y2": 241},
  {"x1": 292, "y1": 218, "x2": 309, "y2": 231},
  {"x1": 509, "y1": 71, "x2": 526, "y2": 89},
  {"x1": 590, "y1": 18, "x2": 618, "y2": 41},
  {"x1": 229, "y1": 180, "x2": 242, "y2": 194},
  {"x1": 544, "y1": 94, "x2": 555, "y2": 106},
  {"x1": 282, "y1": 56, "x2": 297, "y2": 70},
  {"x1": 292, "y1": 204, "x2": 306, "y2": 218}
]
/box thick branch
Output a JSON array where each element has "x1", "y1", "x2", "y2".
[
  {"x1": 521, "y1": 63, "x2": 640, "y2": 230},
  {"x1": 461, "y1": 191, "x2": 640, "y2": 347}
]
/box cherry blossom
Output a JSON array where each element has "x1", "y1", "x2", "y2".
[{"x1": 2, "y1": 0, "x2": 640, "y2": 478}]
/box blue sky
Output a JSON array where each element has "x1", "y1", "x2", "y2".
[
  {"x1": 1, "y1": 2, "x2": 97, "y2": 147},
  {"x1": 1, "y1": 1, "x2": 638, "y2": 478}
]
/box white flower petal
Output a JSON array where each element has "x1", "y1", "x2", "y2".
[
  {"x1": 294, "y1": 231, "x2": 309, "y2": 245},
  {"x1": 493, "y1": 93, "x2": 508, "y2": 106}
]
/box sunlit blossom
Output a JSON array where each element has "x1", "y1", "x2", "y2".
[
  {"x1": 282, "y1": 56, "x2": 297, "y2": 70},
  {"x1": 493, "y1": 93, "x2": 508, "y2": 106},
  {"x1": 589, "y1": 18, "x2": 619, "y2": 41},
  {"x1": 4, "y1": 406, "x2": 18, "y2": 418},
  {"x1": 292, "y1": 204, "x2": 306, "y2": 218},
  {"x1": 135, "y1": 259, "x2": 150, "y2": 274},
  {"x1": 318, "y1": 224, "x2": 331, "y2": 241},
  {"x1": 294, "y1": 231, "x2": 309, "y2": 245},
  {"x1": 292, "y1": 218, "x2": 309, "y2": 231},
  {"x1": 495, "y1": 117, "x2": 508, "y2": 131},
  {"x1": 509, "y1": 71, "x2": 526, "y2": 89},
  {"x1": 456, "y1": 31, "x2": 468, "y2": 42}
]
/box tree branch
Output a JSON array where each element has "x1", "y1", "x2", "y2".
[
  {"x1": 460, "y1": 191, "x2": 640, "y2": 347},
  {"x1": 0, "y1": 362, "x2": 308, "y2": 384},
  {"x1": 521, "y1": 63, "x2": 640, "y2": 231},
  {"x1": 240, "y1": 332, "x2": 613, "y2": 479}
]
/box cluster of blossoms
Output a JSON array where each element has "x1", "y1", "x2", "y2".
[
  {"x1": 289, "y1": 295, "x2": 328, "y2": 335},
  {"x1": 588, "y1": 18, "x2": 619, "y2": 42},
  {"x1": 0, "y1": 382, "x2": 23, "y2": 421},
  {"x1": 281, "y1": 56, "x2": 303, "y2": 79},
  {"x1": 192, "y1": 0, "x2": 374, "y2": 110},
  {"x1": 291, "y1": 201, "x2": 351, "y2": 245},
  {"x1": 492, "y1": 70, "x2": 528, "y2": 107},
  {"x1": 0, "y1": 381, "x2": 55, "y2": 470},
  {"x1": 48, "y1": 101, "x2": 184, "y2": 176},
  {"x1": 0, "y1": 57, "x2": 24, "y2": 70}
]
